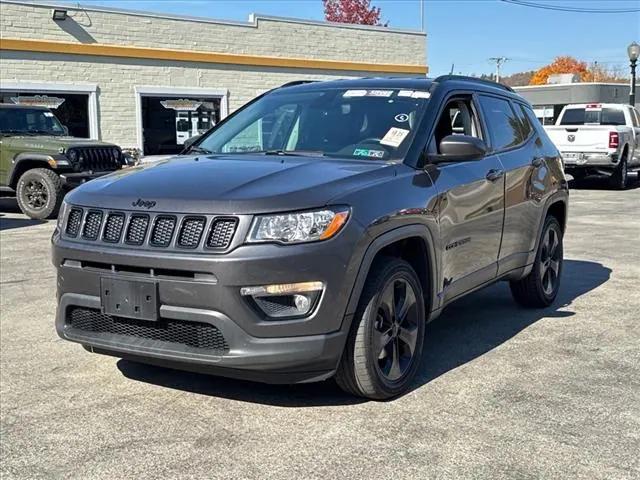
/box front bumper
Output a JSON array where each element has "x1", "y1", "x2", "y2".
[
  {"x1": 52, "y1": 225, "x2": 363, "y2": 383},
  {"x1": 60, "y1": 171, "x2": 118, "y2": 188}
]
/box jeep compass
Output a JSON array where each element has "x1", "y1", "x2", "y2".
[{"x1": 53, "y1": 77, "x2": 568, "y2": 399}]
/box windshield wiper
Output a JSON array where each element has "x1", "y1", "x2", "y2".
[
  {"x1": 187, "y1": 145, "x2": 213, "y2": 154},
  {"x1": 261, "y1": 150, "x2": 326, "y2": 157}
]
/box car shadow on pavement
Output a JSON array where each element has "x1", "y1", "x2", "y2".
[
  {"x1": 0, "y1": 199, "x2": 47, "y2": 230},
  {"x1": 0, "y1": 215, "x2": 46, "y2": 231},
  {"x1": 117, "y1": 259, "x2": 610, "y2": 406},
  {"x1": 569, "y1": 172, "x2": 639, "y2": 190}
]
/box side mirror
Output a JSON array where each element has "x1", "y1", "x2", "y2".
[
  {"x1": 62, "y1": 126, "x2": 69, "y2": 136},
  {"x1": 182, "y1": 134, "x2": 202, "y2": 151},
  {"x1": 428, "y1": 135, "x2": 488, "y2": 164}
]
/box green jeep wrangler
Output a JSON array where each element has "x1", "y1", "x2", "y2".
[{"x1": 0, "y1": 104, "x2": 125, "y2": 219}]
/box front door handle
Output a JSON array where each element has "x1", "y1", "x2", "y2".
[
  {"x1": 486, "y1": 169, "x2": 504, "y2": 182},
  {"x1": 532, "y1": 157, "x2": 544, "y2": 167}
]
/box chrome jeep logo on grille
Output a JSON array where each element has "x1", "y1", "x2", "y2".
[{"x1": 132, "y1": 198, "x2": 157, "y2": 209}]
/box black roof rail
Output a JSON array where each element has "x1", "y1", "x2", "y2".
[
  {"x1": 433, "y1": 75, "x2": 515, "y2": 93},
  {"x1": 278, "y1": 80, "x2": 319, "y2": 89}
]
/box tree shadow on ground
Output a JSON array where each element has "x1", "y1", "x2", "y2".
[{"x1": 117, "y1": 259, "x2": 610, "y2": 407}]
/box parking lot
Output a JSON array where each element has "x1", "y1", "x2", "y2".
[{"x1": 0, "y1": 185, "x2": 638, "y2": 479}]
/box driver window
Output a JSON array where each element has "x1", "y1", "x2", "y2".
[{"x1": 432, "y1": 98, "x2": 481, "y2": 154}]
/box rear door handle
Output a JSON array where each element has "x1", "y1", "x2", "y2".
[
  {"x1": 485, "y1": 169, "x2": 504, "y2": 182},
  {"x1": 532, "y1": 157, "x2": 544, "y2": 167}
]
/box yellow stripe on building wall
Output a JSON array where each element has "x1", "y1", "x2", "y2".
[{"x1": 0, "y1": 38, "x2": 428, "y2": 74}]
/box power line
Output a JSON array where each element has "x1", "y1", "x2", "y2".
[{"x1": 500, "y1": 0, "x2": 640, "y2": 14}]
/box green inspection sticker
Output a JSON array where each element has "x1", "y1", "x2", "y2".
[{"x1": 353, "y1": 148, "x2": 385, "y2": 158}]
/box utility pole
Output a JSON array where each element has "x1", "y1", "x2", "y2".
[{"x1": 489, "y1": 57, "x2": 509, "y2": 83}]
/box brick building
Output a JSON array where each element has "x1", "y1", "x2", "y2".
[{"x1": 0, "y1": 0, "x2": 427, "y2": 155}]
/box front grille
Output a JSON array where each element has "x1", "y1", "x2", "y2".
[
  {"x1": 103, "y1": 213, "x2": 125, "y2": 243},
  {"x1": 66, "y1": 208, "x2": 83, "y2": 237},
  {"x1": 82, "y1": 211, "x2": 103, "y2": 240},
  {"x1": 125, "y1": 215, "x2": 149, "y2": 245},
  {"x1": 207, "y1": 218, "x2": 237, "y2": 249},
  {"x1": 150, "y1": 216, "x2": 176, "y2": 247},
  {"x1": 63, "y1": 207, "x2": 239, "y2": 253},
  {"x1": 73, "y1": 147, "x2": 120, "y2": 172},
  {"x1": 178, "y1": 217, "x2": 206, "y2": 248},
  {"x1": 67, "y1": 307, "x2": 229, "y2": 352}
]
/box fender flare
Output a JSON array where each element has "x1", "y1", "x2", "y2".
[
  {"x1": 8, "y1": 153, "x2": 54, "y2": 187},
  {"x1": 343, "y1": 224, "x2": 440, "y2": 321}
]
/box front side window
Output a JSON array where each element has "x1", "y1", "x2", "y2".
[
  {"x1": 430, "y1": 97, "x2": 482, "y2": 154},
  {"x1": 478, "y1": 95, "x2": 520, "y2": 150},
  {"x1": 198, "y1": 88, "x2": 430, "y2": 161},
  {"x1": 0, "y1": 108, "x2": 66, "y2": 136}
]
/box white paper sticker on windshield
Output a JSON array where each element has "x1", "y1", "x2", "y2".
[
  {"x1": 398, "y1": 90, "x2": 414, "y2": 97},
  {"x1": 380, "y1": 127, "x2": 410, "y2": 148},
  {"x1": 343, "y1": 90, "x2": 367, "y2": 97},
  {"x1": 43, "y1": 112, "x2": 54, "y2": 117},
  {"x1": 412, "y1": 91, "x2": 431, "y2": 99},
  {"x1": 367, "y1": 90, "x2": 394, "y2": 97}
]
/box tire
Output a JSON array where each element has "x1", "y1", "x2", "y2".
[
  {"x1": 609, "y1": 154, "x2": 628, "y2": 190},
  {"x1": 15, "y1": 168, "x2": 64, "y2": 220},
  {"x1": 510, "y1": 216, "x2": 563, "y2": 308},
  {"x1": 336, "y1": 257, "x2": 426, "y2": 400}
]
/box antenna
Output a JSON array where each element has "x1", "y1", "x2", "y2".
[{"x1": 488, "y1": 57, "x2": 509, "y2": 83}]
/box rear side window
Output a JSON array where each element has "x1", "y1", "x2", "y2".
[
  {"x1": 513, "y1": 103, "x2": 533, "y2": 141},
  {"x1": 560, "y1": 107, "x2": 626, "y2": 126},
  {"x1": 478, "y1": 95, "x2": 520, "y2": 150}
]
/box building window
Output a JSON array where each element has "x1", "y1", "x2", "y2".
[
  {"x1": 140, "y1": 96, "x2": 221, "y2": 155},
  {"x1": 0, "y1": 91, "x2": 90, "y2": 138}
]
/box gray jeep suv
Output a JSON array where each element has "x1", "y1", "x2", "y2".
[{"x1": 53, "y1": 76, "x2": 568, "y2": 400}]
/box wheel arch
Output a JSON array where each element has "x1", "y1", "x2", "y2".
[
  {"x1": 8, "y1": 154, "x2": 54, "y2": 189},
  {"x1": 344, "y1": 224, "x2": 439, "y2": 322}
]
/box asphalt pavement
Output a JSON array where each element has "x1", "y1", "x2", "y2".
[{"x1": 1, "y1": 184, "x2": 639, "y2": 479}]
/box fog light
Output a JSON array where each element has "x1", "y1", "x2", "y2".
[
  {"x1": 293, "y1": 294, "x2": 311, "y2": 312},
  {"x1": 240, "y1": 282, "x2": 323, "y2": 319}
]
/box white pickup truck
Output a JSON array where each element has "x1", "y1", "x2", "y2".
[{"x1": 545, "y1": 103, "x2": 640, "y2": 189}]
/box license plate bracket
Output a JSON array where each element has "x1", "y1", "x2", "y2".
[{"x1": 101, "y1": 277, "x2": 158, "y2": 321}]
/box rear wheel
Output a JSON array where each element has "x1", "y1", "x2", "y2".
[
  {"x1": 15, "y1": 168, "x2": 64, "y2": 220},
  {"x1": 336, "y1": 258, "x2": 425, "y2": 400},
  {"x1": 609, "y1": 154, "x2": 628, "y2": 190},
  {"x1": 510, "y1": 216, "x2": 563, "y2": 308}
]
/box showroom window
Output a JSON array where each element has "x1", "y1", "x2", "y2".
[
  {"x1": 140, "y1": 96, "x2": 222, "y2": 155},
  {"x1": 0, "y1": 91, "x2": 90, "y2": 138}
]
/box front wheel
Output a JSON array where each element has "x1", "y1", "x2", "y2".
[
  {"x1": 15, "y1": 168, "x2": 64, "y2": 220},
  {"x1": 510, "y1": 216, "x2": 563, "y2": 308},
  {"x1": 336, "y1": 258, "x2": 426, "y2": 400}
]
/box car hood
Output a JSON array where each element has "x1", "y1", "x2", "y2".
[
  {"x1": 66, "y1": 154, "x2": 397, "y2": 214},
  {"x1": 1, "y1": 135, "x2": 116, "y2": 153}
]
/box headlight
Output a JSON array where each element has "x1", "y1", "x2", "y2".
[
  {"x1": 56, "y1": 199, "x2": 69, "y2": 230},
  {"x1": 247, "y1": 207, "x2": 350, "y2": 244},
  {"x1": 67, "y1": 150, "x2": 78, "y2": 162},
  {"x1": 111, "y1": 148, "x2": 121, "y2": 161}
]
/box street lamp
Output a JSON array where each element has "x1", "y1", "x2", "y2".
[{"x1": 628, "y1": 41, "x2": 640, "y2": 106}]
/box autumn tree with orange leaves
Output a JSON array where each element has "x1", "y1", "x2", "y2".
[{"x1": 529, "y1": 56, "x2": 589, "y2": 85}]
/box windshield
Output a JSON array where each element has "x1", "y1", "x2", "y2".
[
  {"x1": 197, "y1": 88, "x2": 430, "y2": 161},
  {"x1": 0, "y1": 108, "x2": 67, "y2": 136},
  {"x1": 560, "y1": 107, "x2": 626, "y2": 126}
]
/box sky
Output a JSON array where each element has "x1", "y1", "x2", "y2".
[{"x1": 45, "y1": 0, "x2": 640, "y2": 76}]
